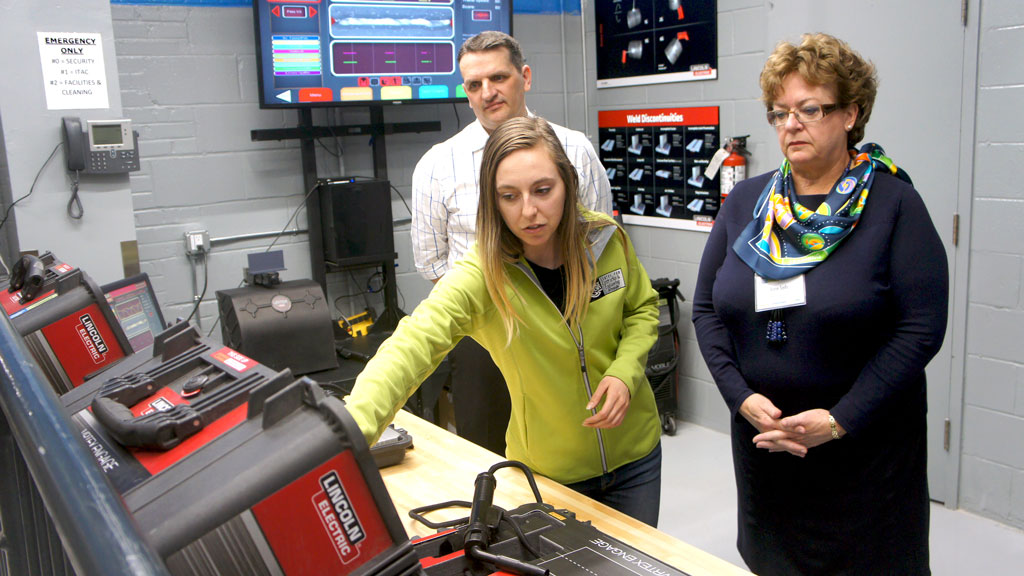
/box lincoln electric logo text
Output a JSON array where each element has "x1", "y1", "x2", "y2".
[
  {"x1": 76, "y1": 314, "x2": 108, "y2": 363},
  {"x1": 313, "y1": 471, "x2": 365, "y2": 564}
]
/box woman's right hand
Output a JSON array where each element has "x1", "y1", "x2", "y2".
[
  {"x1": 739, "y1": 393, "x2": 784, "y2": 433},
  {"x1": 582, "y1": 376, "x2": 631, "y2": 429}
]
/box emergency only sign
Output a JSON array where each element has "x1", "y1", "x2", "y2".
[{"x1": 37, "y1": 32, "x2": 110, "y2": 110}]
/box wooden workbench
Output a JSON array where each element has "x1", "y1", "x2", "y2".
[{"x1": 380, "y1": 410, "x2": 752, "y2": 576}]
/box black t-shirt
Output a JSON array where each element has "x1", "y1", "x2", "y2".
[
  {"x1": 526, "y1": 259, "x2": 566, "y2": 314},
  {"x1": 798, "y1": 193, "x2": 828, "y2": 212},
  {"x1": 798, "y1": 193, "x2": 828, "y2": 211}
]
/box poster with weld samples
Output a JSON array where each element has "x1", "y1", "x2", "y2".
[
  {"x1": 599, "y1": 106, "x2": 719, "y2": 231},
  {"x1": 595, "y1": 0, "x2": 717, "y2": 88}
]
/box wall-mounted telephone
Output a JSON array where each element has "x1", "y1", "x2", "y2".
[{"x1": 61, "y1": 117, "x2": 140, "y2": 174}]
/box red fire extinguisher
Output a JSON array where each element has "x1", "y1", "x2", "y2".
[{"x1": 720, "y1": 136, "x2": 748, "y2": 202}]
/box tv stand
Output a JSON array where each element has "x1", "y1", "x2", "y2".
[{"x1": 251, "y1": 106, "x2": 440, "y2": 332}]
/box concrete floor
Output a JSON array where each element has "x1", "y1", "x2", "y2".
[{"x1": 658, "y1": 421, "x2": 1024, "y2": 575}]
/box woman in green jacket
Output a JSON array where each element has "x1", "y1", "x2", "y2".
[{"x1": 345, "y1": 116, "x2": 663, "y2": 526}]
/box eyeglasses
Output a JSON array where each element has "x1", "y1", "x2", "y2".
[{"x1": 766, "y1": 103, "x2": 845, "y2": 127}]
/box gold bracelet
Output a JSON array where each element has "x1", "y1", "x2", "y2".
[{"x1": 828, "y1": 414, "x2": 840, "y2": 440}]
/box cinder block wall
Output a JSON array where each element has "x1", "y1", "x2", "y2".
[
  {"x1": 112, "y1": 4, "x2": 313, "y2": 327},
  {"x1": 960, "y1": 0, "x2": 1024, "y2": 529}
]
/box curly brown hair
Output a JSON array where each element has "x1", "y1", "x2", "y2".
[{"x1": 760, "y1": 33, "x2": 878, "y2": 148}]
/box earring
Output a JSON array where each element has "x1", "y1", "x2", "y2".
[{"x1": 846, "y1": 125, "x2": 852, "y2": 131}]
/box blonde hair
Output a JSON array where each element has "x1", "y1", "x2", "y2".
[
  {"x1": 476, "y1": 116, "x2": 607, "y2": 343},
  {"x1": 760, "y1": 33, "x2": 878, "y2": 148}
]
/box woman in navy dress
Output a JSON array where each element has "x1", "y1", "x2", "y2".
[{"x1": 692, "y1": 33, "x2": 948, "y2": 575}]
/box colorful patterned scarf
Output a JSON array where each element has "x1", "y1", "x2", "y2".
[{"x1": 732, "y1": 143, "x2": 910, "y2": 280}]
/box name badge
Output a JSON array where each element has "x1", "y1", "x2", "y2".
[
  {"x1": 591, "y1": 269, "x2": 625, "y2": 302},
  {"x1": 754, "y1": 273, "x2": 807, "y2": 312}
]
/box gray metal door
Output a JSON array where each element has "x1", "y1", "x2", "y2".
[{"x1": 764, "y1": 0, "x2": 974, "y2": 504}]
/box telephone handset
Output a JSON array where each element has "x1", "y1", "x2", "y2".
[
  {"x1": 61, "y1": 117, "x2": 140, "y2": 174},
  {"x1": 62, "y1": 118, "x2": 87, "y2": 171}
]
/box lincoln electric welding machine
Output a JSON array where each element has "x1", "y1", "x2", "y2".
[
  {"x1": 0, "y1": 251, "x2": 132, "y2": 393},
  {"x1": 63, "y1": 324, "x2": 421, "y2": 575}
]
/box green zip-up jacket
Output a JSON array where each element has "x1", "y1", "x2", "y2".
[{"x1": 345, "y1": 211, "x2": 661, "y2": 484}]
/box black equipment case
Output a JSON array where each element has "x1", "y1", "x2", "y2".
[{"x1": 215, "y1": 278, "x2": 338, "y2": 376}]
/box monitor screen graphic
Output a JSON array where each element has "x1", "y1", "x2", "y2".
[
  {"x1": 102, "y1": 274, "x2": 167, "y2": 354},
  {"x1": 253, "y1": 0, "x2": 513, "y2": 108}
]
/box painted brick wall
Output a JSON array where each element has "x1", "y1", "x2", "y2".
[
  {"x1": 112, "y1": 4, "x2": 312, "y2": 328},
  {"x1": 960, "y1": 0, "x2": 1024, "y2": 530}
]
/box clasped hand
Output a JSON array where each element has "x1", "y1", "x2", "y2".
[
  {"x1": 740, "y1": 393, "x2": 842, "y2": 457},
  {"x1": 582, "y1": 376, "x2": 630, "y2": 429}
]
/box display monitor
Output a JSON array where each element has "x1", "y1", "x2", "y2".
[
  {"x1": 253, "y1": 0, "x2": 513, "y2": 108},
  {"x1": 101, "y1": 274, "x2": 167, "y2": 353}
]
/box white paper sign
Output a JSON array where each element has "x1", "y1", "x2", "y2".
[{"x1": 37, "y1": 32, "x2": 109, "y2": 110}]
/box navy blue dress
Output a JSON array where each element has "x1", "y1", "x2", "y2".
[{"x1": 692, "y1": 170, "x2": 948, "y2": 575}]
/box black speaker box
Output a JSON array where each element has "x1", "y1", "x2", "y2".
[{"x1": 319, "y1": 178, "x2": 395, "y2": 265}]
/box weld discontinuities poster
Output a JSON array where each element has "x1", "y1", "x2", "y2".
[{"x1": 599, "y1": 106, "x2": 720, "y2": 231}]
